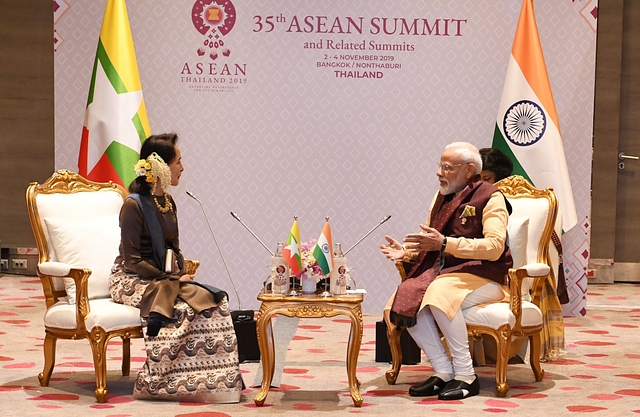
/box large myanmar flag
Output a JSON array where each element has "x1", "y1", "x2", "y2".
[
  {"x1": 78, "y1": 0, "x2": 151, "y2": 188},
  {"x1": 313, "y1": 220, "x2": 334, "y2": 275},
  {"x1": 492, "y1": 0, "x2": 577, "y2": 231},
  {"x1": 283, "y1": 218, "x2": 303, "y2": 275}
]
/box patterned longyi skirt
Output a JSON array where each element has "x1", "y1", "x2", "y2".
[{"x1": 108, "y1": 264, "x2": 243, "y2": 403}]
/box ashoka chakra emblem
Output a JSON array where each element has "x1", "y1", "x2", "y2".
[{"x1": 503, "y1": 100, "x2": 546, "y2": 146}]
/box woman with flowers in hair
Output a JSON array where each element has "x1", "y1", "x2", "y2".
[{"x1": 108, "y1": 132, "x2": 243, "y2": 403}]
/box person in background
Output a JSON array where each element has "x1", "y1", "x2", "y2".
[
  {"x1": 479, "y1": 147, "x2": 513, "y2": 183},
  {"x1": 108, "y1": 133, "x2": 243, "y2": 403}
]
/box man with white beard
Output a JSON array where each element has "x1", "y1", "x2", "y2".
[{"x1": 380, "y1": 142, "x2": 513, "y2": 400}]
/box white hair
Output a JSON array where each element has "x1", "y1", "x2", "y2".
[{"x1": 444, "y1": 142, "x2": 483, "y2": 175}]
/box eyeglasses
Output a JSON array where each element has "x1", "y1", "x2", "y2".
[{"x1": 437, "y1": 162, "x2": 467, "y2": 173}]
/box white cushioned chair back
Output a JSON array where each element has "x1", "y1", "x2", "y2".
[
  {"x1": 36, "y1": 191, "x2": 123, "y2": 259},
  {"x1": 505, "y1": 216, "x2": 529, "y2": 269},
  {"x1": 507, "y1": 197, "x2": 551, "y2": 266},
  {"x1": 35, "y1": 189, "x2": 123, "y2": 297}
]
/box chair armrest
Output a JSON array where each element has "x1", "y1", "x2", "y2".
[
  {"x1": 184, "y1": 259, "x2": 200, "y2": 275},
  {"x1": 37, "y1": 261, "x2": 92, "y2": 328},
  {"x1": 519, "y1": 262, "x2": 550, "y2": 277},
  {"x1": 507, "y1": 267, "x2": 526, "y2": 328},
  {"x1": 507, "y1": 263, "x2": 551, "y2": 329},
  {"x1": 38, "y1": 261, "x2": 76, "y2": 277},
  {"x1": 395, "y1": 261, "x2": 408, "y2": 282}
]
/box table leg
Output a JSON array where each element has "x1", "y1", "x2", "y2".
[
  {"x1": 346, "y1": 306, "x2": 363, "y2": 407},
  {"x1": 254, "y1": 312, "x2": 275, "y2": 406}
]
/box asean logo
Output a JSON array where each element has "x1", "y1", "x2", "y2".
[
  {"x1": 502, "y1": 100, "x2": 546, "y2": 146},
  {"x1": 192, "y1": 0, "x2": 237, "y2": 60}
]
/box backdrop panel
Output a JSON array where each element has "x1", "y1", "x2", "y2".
[{"x1": 54, "y1": 0, "x2": 596, "y2": 314}]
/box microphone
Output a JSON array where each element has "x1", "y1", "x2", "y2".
[
  {"x1": 186, "y1": 191, "x2": 243, "y2": 311},
  {"x1": 230, "y1": 211, "x2": 275, "y2": 256},
  {"x1": 344, "y1": 214, "x2": 392, "y2": 255}
]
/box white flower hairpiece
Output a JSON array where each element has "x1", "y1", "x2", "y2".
[
  {"x1": 134, "y1": 159, "x2": 153, "y2": 183},
  {"x1": 134, "y1": 152, "x2": 172, "y2": 193}
]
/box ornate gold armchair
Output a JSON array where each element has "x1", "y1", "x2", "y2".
[
  {"x1": 26, "y1": 170, "x2": 142, "y2": 403},
  {"x1": 384, "y1": 175, "x2": 560, "y2": 397}
]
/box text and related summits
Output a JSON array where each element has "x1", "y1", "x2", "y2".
[{"x1": 253, "y1": 14, "x2": 468, "y2": 80}]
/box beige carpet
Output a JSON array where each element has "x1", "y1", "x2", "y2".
[{"x1": 1, "y1": 275, "x2": 640, "y2": 416}]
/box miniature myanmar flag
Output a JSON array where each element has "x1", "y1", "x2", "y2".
[
  {"x1": 283, "y1": 218, "x2": 302, "y2": 275},
  {"x1": 313, "y1": 219, "x2": 334, "y2": 275},
  {"x1": 78, "y1": 0, "x2": 151, "y2": 188},
  {"x1": 491, "y1": 0, "x2": 577, "y2": 231}
]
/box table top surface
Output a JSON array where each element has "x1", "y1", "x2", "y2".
[{"x1": 257, "y1": 290, "x2": 364, "y2": 303}]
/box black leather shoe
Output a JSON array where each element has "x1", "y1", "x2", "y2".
[
  {"x1": 408, "y1": 376, "x2": 448, "y2": 397},
  {"x1": 437, "y1": 376, "x2": 480, "y2": 400}
]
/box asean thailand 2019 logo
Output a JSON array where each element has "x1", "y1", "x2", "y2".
[{"x1": 192, "y1": 0, "x2": 237, "y2": 60}]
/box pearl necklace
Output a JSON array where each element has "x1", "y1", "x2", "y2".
[{"x1": 153, "y1": 193, "x2": 173, "y2": 214}]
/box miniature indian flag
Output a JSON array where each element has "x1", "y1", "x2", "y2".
[{"x1": 313, "y1": 219, "x2": 334, "y2": 275}]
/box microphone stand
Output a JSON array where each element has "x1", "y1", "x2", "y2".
[
  {"x1": 186, "y1": 191, "x2": 251, "y2": 322},
  {"x1": 344, "y1": 214, "x2": 391, "y2": 255},
  {"x1": 230, "y1": 211, "x2": 274, "y2": 256}
]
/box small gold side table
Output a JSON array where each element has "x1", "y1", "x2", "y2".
[{"x1": 253, "y1": 291, "x2": 364, "y2": 407}]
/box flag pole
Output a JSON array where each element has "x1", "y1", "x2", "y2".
[
  {"x1": 287, "y1": 215, "x2": 300, "y2": 297},
  {"x1": 319, "y1": 217, "x2": 332, "y2": 298}
]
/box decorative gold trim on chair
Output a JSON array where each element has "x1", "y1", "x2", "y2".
[
  {"x1": 184, "y1": 259, "x2": 200, "y2": 275},
  {"x1": 384, "y1": 175, "x2": 557, "y2": 397}
]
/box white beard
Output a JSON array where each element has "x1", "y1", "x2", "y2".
[{"x1": 439, "y1": 175, "x2": 468, "y2": 195}]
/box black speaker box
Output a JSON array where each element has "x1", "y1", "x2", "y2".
[
  {"x1": 375, "y1": 320, "x2": 421, "y2": 365},
  {"x1": 232, "y1": 310, "x2": 260, "y2": 363}
]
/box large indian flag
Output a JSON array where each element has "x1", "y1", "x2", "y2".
[
  {"x1": 492, "y1": 0, "x2": 577, "y2": 231},
  {"x1": 78, "y1": 0, "x2": 151, "y2": 188},
  {"x1": 313, "y1": 220, "x2": 334, "y2": 275}
]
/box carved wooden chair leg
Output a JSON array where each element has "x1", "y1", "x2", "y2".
[
  {"x1": 38, "y1": 333, "x2": 57, "y2": 386},
  {"x1": 529, "y1": 334, "x2": 545, "y2": 381},
  {"x1": 384, "y1": 309, "x2": 403, "y2": 385},
  {"x1": 90, "y1": 327, "x2": 109, "y2": 403},
  {"x1": 493, "y1": 328, "x2": 512, "y2": 398},
  {"x1": 470, "y1": 334, "x2": 486, "y2": 366},
  {"x1": 121, "y1": 336, "x2": 131, "y2": 377}
]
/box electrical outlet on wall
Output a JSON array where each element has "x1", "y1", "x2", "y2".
[
  {"x1": 0, "y1": 259, "x2": 8, "y2": 270},
  {"x1": 12, "y1": 259, "x2": 28, "y2": 269}
]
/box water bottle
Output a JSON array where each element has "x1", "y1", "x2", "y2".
[
  {"x1": 270, "y1": 242, "x2": 289, "y2": 294},
  {"x1": 330, "y1": 243, "x2": 347, "y2": 295}
]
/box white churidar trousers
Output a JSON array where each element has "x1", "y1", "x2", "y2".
[{"x1": 406, "y1": 282, "x2": 504, "y2": 377}]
